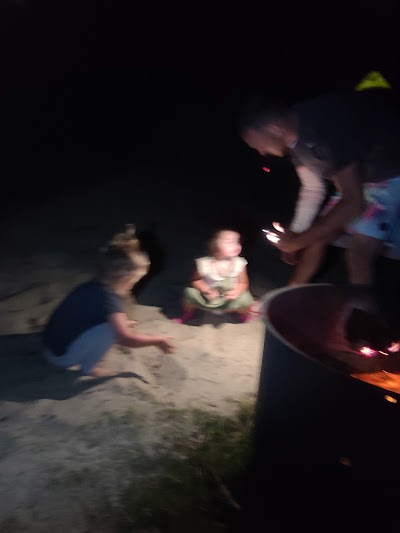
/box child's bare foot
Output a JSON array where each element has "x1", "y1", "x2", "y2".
[{"x1": 87, "y1": 366, "x2": 118, "y2": 378}]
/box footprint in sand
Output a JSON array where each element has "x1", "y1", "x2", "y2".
[{"x1": 152, "y1": 356, "x2": 187, "y2": 391}]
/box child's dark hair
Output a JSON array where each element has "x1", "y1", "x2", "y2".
[
  {"x1": 236, "y1": 93, "x2": 290, "y2": 134},
  {"x1": 98, "y1": 224, "x2": 150, "y2": 283},
  {"x1": 98, "y1": 245, "x2": 136, "y2": 283}
]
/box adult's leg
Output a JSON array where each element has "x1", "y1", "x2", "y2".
[
  {"x1": 345, "y1": 233, "x2": 383, "y2": 287},
  {"x1": 344, "y1": 234, "x2": 394, "y2": 350}
]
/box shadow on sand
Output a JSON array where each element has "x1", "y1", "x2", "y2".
[{"x1": 0, "y1": 333, "x2": 148, "y2": 403}]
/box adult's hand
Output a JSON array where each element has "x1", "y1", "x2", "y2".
[
  {"x1": 277, "y1": 228, "x2": 302, "y2": 264},
  {"x1": 274, "y1": 233, "x2": 304, "y2": 253},
  {"x1": 281, "y1": 251, "x2": 301, "y2": 265}
]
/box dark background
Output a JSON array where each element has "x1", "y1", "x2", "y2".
[
  {"x1": 1, "y1": 0, "x2": 400, "y2": 304},
  {"x1": 1, "y1": 0, "x2": 399, "y2": 204},
  {"x1": 0, "y1": 4, "x2": 399, "y2": 530}
]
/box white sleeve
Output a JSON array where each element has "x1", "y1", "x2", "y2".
[
  {"x1": 233, "y1": 257, "x2": 248, "y2": 276},
  {"x1": 195, "y1": 257, "x2": 209, "y2": 277},
  {"x1": 289, "y1": 166, "x2": 326, "y2": 233}
]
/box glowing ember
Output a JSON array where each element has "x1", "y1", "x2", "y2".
[
  {"x1": 388, "y1": 342, "x2": 400, "y2": 353},
  {"x1": 359, "y1": 346, "x2": 377, "y2": 357},
  {"x1": 262, "y1": 166, "x2": 271, "y2": 172},
  {"x1": 272, "y1": 221, "x2": 285, "y2": 233},
  {"x1": 384, "y1": 395, "x2": 398, "y2": 404}
]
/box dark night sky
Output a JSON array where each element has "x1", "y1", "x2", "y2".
[
  {"x1": 1, "y1": 0, "x2": 399, "y2": 97},
  {"x1": 0, "y1": 0, "x2": 399, "y2": 209}
]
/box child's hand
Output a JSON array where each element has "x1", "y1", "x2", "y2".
[
  {"x1": 203, "y1": 289, "x2": 219, "y2": 301},
  {"x1": 157, "y1": 336, "x2": 176, "y2": 354},
  {"x1": 225, "y1": 288, "x2": 240, "y2": 300},
  {"x1": 127, "y1": 320, "x2": 139, "y2": 328}
]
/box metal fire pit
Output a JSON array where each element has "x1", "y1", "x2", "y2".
[{"x1": 244, "y1": 284, "x2": 400, "y2": 533}]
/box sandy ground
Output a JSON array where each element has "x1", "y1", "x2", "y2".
[
  {"x1": 0, "y1": 176, "x2": 269, "y2": 532},
  {"x1": 2, "y1": 166, "x2": 400, "y2": 531}
]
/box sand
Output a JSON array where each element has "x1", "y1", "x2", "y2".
[{"x1": 0, "y1": 175, "x2": 269, "y2": 531}]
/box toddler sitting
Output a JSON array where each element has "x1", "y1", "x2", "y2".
[{"x1": 174, "y1": 228, "x2": 255, "y2": 323}]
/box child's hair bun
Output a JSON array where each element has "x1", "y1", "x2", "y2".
[{"x1": 108, "y1": 224, "x2": 141, "y2": 254}]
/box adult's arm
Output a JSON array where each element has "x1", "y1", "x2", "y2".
[
  {"x1": 295, "y1": 163, "x2": 364, "y2": 247},
  {"x1": 290, "y1": 166, "x2": 326, "y2": 233}
]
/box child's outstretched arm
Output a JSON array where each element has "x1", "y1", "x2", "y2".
[
  {"x1": 110, "y1": 312, "x2": 175, "y2": 353},
  {"x1": 192, "y1": 269, "x2": 219, "y2": 301}
]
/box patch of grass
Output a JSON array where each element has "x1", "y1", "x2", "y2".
[
  {"x1": 116, "y1": 401, "x2": 255, "y2": 533},
  {"x1": 117, "y1": 408, "x2": 147, "y2": 427},
  {"x1": 189, "y1": 402, "x2": 254, "y2": 481},
  {"x1": 77, "y1": 408, "x2": 147, "y2": 437}
]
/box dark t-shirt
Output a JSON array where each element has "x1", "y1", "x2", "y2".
[
  {"x1": 290, "y1": 89, "x2": 400, "y2": 183},
  {"x1": 42, "y1": 279, "x2": 124, "y2": 355}
]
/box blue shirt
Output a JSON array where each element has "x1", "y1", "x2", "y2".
[{"x1": 42, "y1": 279, "x2": 124, "y2": 355}]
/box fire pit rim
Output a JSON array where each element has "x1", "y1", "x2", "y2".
[
  {"x1": 260, "y1": 283, "x2": 400, "y2": 397},
  {"x1": 260, "y1": 282, "x2": 333, "y2": 359}
]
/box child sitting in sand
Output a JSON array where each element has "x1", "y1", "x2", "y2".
[
  {"x1": 42, "y1": 225, "x2": 175, "y2": 377},
  {"x1": 173, "y1": 228, "x2": 255, "y2": 323}
]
